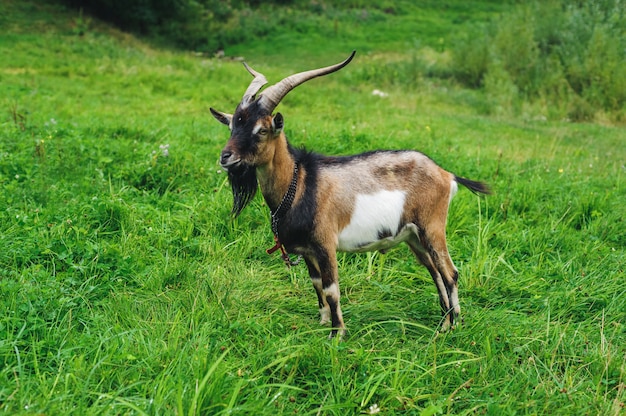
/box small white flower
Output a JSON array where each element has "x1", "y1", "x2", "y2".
[
  {"x1": 367, "y1": 403, "x2": 380, "y2": 414},
  {"x1": 372, "y1": 89, "x2": 388, "y2": 98},
  {"x1": 159, "y1": 144, "x2": 170, "y2": 157}
]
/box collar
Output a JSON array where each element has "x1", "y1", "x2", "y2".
[
  {"x1": 266, "y1": 161, "x2": 301, "y2": 267},
  {"x1": 270, "y1": 162, "x2": 299, "y2": 237}
]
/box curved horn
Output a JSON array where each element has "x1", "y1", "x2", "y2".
[
  {"x1": 240, "y1": 62, "x2": 268, "y2": 107},
  {"x1": 257, "y1": 50, "x2": 356, "y2": 113}
]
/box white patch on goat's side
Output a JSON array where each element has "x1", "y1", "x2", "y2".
[{"x1": 337, "y1": 190, "x2": 407, "y2": 252}]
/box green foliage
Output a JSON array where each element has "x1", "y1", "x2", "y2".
[
  {"x1": 60, "y1": 0, "x2": 244, "y2": 48},
  {"x1": 449, "y1": 0, "x2": 626, "y2": 121},
  {"x1": 41, "y1": 0, "x2": 625, "y2": 121},
  {"x1": 1, "y1": 1, "x2": 625, "y2": 415}
]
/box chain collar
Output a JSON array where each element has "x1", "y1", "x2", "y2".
[
  {"x1": 270, "y1": 162, "x2": 299, "y2": 236},
  {"x1": 267, "y1": 162, "x2": 301, "y2": 267}
]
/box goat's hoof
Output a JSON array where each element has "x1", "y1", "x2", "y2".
[{"x1": 440, "y1": 317, "x2": 458, "y2": 332}]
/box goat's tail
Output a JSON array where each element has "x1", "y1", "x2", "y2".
[{"x1": 455, "y1": 176, "x2": 491, "y2": 195}]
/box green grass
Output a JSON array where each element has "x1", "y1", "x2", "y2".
[{"x1": 1, "y1": 1, "x2": 625, "y2": 415}]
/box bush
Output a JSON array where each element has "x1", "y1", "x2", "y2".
[
  {"x1": 449, "y1": 24, "x2": 492, "y2": 88},
  {"x1": 60, "y1": 0, "x2": 244, "y2": 50},
  {"x1": 449, "y1": 0, "x2": 626, "y2": 121},
  {"x1": 58, "y1": 0, "x2": 309, "y2": 52}
]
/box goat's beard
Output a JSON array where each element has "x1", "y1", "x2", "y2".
[{"x1": 226, "y1": 163, "x2": 258, "y2": 217}]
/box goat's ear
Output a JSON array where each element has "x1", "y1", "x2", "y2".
[
  {"x1": 210, "y1": 108, "x2": 232, "y2": 127},
  {"x1": 272, "y1": 112, "x2": 284, "y2": 134}
]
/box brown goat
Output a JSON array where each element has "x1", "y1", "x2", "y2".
[{"x1": 211, "y1": 51, "x2": 490, "y2": 338}]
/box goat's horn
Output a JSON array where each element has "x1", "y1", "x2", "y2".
[
  {"x1": 240, "y1": 62, "x2": 268, "y2": 106},
  {"x1": 258, "y1": 50, "x2": 356, "y2": 113}
]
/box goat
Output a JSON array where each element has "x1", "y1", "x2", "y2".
[{"x1": 210, "y1": 51, "x2": 490, "y2": 338}]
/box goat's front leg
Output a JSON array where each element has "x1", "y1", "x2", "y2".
[
  {"x1": 304, "y1": 253, "x2": 345, "y2": 339},
  {"x1": 305, "y1": 258, "x2": 331, "y2": 326}
]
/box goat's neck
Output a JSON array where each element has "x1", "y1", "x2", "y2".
[{"x1": 257, "y1": 135, "x2": 297, "y2": 211}]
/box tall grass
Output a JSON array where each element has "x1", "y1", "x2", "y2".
[{"x1": 1, "y1": 1, "x2": 625, "y2": 415}]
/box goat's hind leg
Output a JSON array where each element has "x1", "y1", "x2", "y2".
[{"x1": 407, "y1": 234, "x2": 460, "y2": 331}]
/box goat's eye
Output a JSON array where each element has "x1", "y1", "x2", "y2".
[{"x1": 258, "y1": 128, "x2": 268, "y2": 135}]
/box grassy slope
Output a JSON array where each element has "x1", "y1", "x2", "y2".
[
  {"x1": 222, "y1": 1, "x2": 506, "y2": 63},
  {"x1": 1, "y1": 1, "x2": 625, "y2": 415}
]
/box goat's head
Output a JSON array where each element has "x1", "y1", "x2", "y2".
[{"x1": 211, "y1": 51, "x2": 356, "y2": 216}]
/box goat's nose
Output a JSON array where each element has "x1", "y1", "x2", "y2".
[{"x1": 220, "y1": 151, "x2": 232, "y2": 165}]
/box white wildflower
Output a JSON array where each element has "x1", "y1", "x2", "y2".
[
  {"x1": 372, "y1": 89, "x2": 388, "y2": 98},
  {"x1": 367, "y1": 403, "x2": 380, "y2": 414}
]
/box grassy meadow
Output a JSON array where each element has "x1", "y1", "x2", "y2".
[{"x1": 1, "y1": 1, "x2": 625, "y2": 414}]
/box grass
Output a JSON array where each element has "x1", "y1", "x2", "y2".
[{"x1": 1, "y1": 0, "x2": 625, "y2": 415}]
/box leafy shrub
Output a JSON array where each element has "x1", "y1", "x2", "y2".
[
  {"x1": 449, "y1": 0, "x2": 626, "y2": 121},
  {"x1": 58, "y1": 0, "x2": 309, "y2": 51},
  {"x1": 450, "y1": 24, "x2": 492, "y2": 88}
]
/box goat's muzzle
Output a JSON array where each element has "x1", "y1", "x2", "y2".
[{"x1": 220, "y1": 150, "x2": 241, "y2": 169}]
